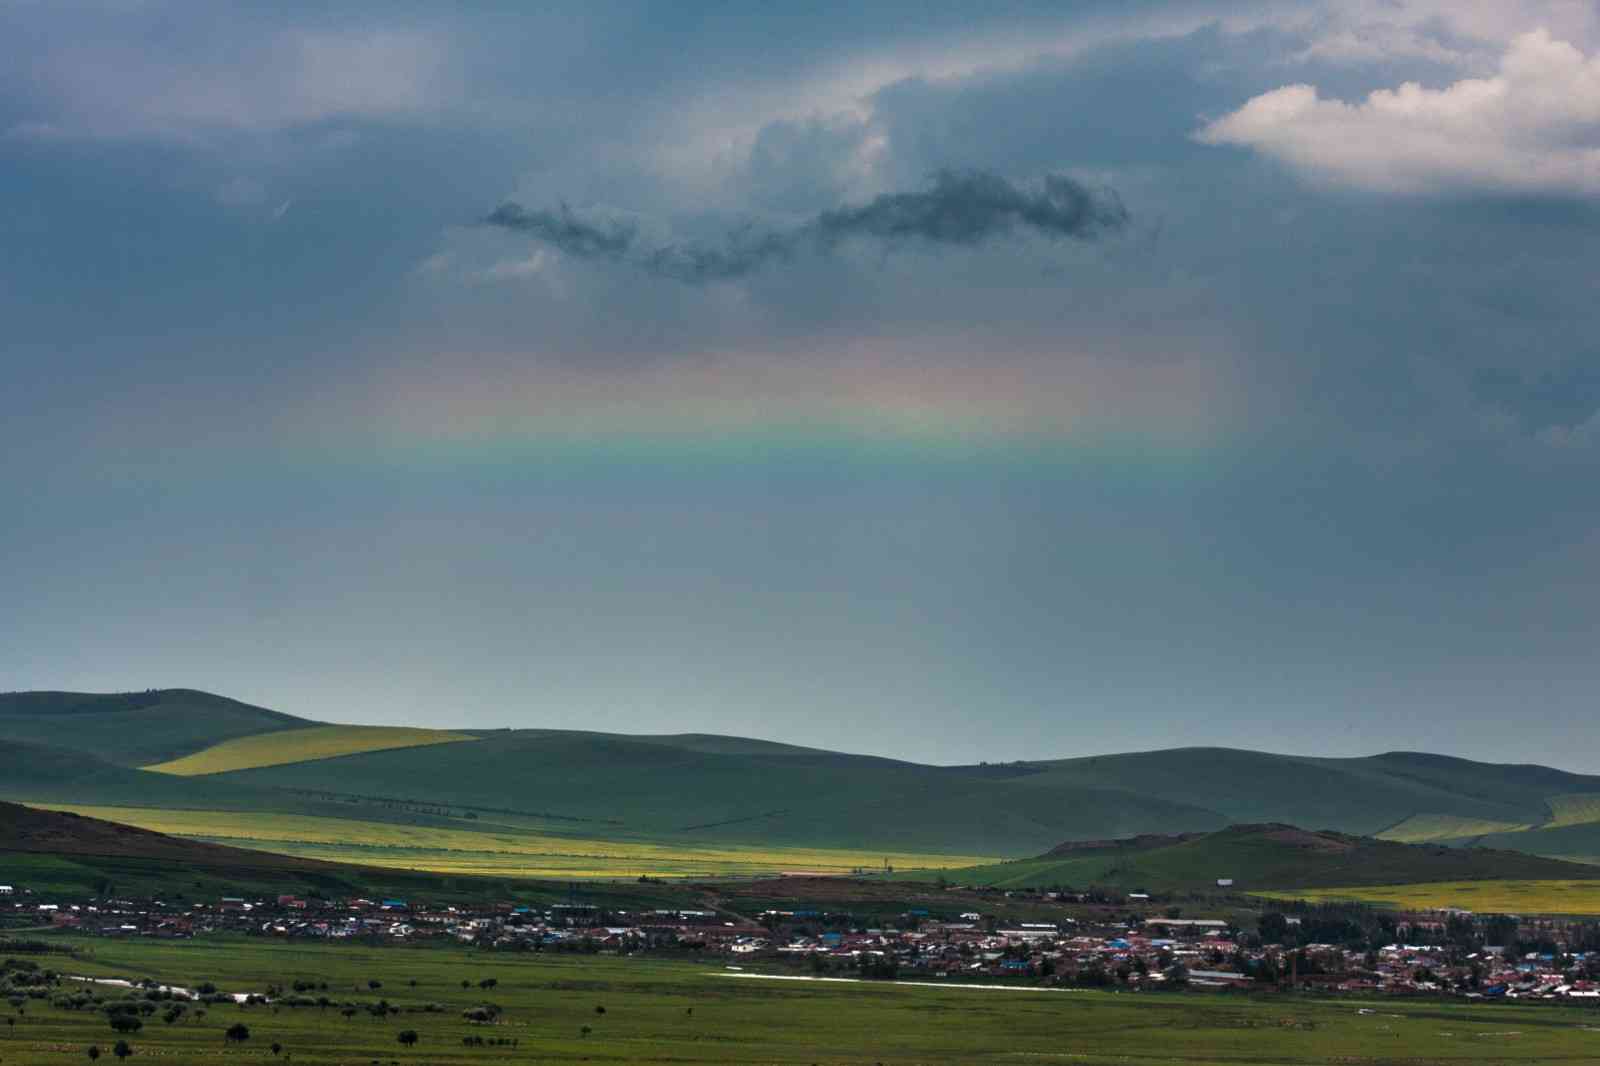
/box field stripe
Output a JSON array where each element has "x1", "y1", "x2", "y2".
[{"x1": 142, "y1": 724, "x2": 478, "y2": 775}]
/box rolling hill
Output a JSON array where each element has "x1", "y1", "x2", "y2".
[
  {"x1": 917, "y1": 823, "x2": 1600, "y2": 893},
  {"x1": 144, "y1": 723, "x2": 479, "y2": 775},
  {"x1": 0, "y1": 801, "x2": 681, "y2": 909},
  {"x1": 6, "y1": 689, "x2": 1600, "y2": 869},
  {"x1": 0, "y1": 689, "x2": 308, "y2": 767}
]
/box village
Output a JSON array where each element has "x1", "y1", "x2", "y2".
[{"x1": 6, "y1": 881, "x2": 1600, "y2": 1004}]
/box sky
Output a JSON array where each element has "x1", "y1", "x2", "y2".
[{"x1": 4, "y1": 1, "x2": 1600, "y2": 768}]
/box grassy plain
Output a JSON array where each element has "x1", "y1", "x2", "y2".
[
  {"x1": 1256, "y1": 879, "x2": 1600, "y2": 915},
  {"x1": 7, "y1": 935, "x2": 1600, "y2": 1065},
  {"x1": 35, "y1": 804, "x2": 997, "y2": 879},
  {"x1": 144, "y1": 725, "x2": 479, "y2": 776}
]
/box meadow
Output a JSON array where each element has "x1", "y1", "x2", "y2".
[
  {"x1": 1255, "y1": 879, "x2": 1600, "y2": 915},
  {"x1": 1545, "y1": 794, "x2": 1600, "y2": 829},
  {"x1": 6, "y1": 935, "x2": 1600, "y2": 1065},
  {"x1": 144, "y1": 725, "x2": 479, "y2": 776},
  {"x1": 35, "y1": 804, "x2": 997, "y2": 879},
  {"x1": 1377, "y1": 813, "x2": 1533, "y2": 843}
]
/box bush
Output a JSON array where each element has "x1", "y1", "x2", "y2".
[
  {"x1": 108, "y1": 1015, "x2": 143, "y2": 1034},
  {"x1": 224, "y1": 1022, "x2": 250, "y2": 1044},
  {"x1": 397, "y1": 1029, "x2": 419, "y2": 1047}
]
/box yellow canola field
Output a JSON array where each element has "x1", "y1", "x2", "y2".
[
  {"x1": 1376, "y1": 813, "x2": 1531, "y2": 842},
  {"x1": 143, "y1": 724, "x2": 478, "y2": 776},
  {"x1": 38, "y1": 804, "x2": 998, "y2": 880},
  {"x1": 1256, "y1": 879, "x2": 1600, "y2": 915}
]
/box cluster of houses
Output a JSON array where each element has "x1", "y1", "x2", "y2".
[{"x1": 6, "y1": 884, "x2": 1600, "y2": 1001}]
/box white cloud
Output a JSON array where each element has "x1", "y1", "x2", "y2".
[{"x1": 1198, "y1": 29, "x2": 1600, "y2": 195}]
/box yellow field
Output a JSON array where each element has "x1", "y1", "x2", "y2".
[
  {"x1": 1376, "y1": 813, "x2": 1530, "y2": 842},
  {"x1": 143, "y1": 724, "x2": 478, "y2": 775},
  {"x1": 1256, "y1": 879, "x2": 1600, "y2": 915},
  {"x1": 38, "y1": 804, "x2": 998, "y2": 880},
  {"x1": 1544, "y1": 793, "x2": 1600, "y2": 828}
]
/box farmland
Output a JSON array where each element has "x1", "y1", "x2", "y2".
[
  {"x1": 1255, "y1": 879, "x2": 1600, "y2": 915},
  {"x1": 33, "y1": 804, "x2": 997, "y2": 879},
  {"x1": 1546, "y1": 794, "x2": 1600, "y2": 829},
  {"x1": 899, "y1": 824, "x2": 1600, "y2": 893},
  {"x1": 6, "y1": 935, "x2": 1600, "y2": 1065},
  {"x1": 1378, "y1": 813, "x2": 1533, "y2": 843},
  {"x1": 144, "y1": 725, "x2": 480, "y2": 776}
]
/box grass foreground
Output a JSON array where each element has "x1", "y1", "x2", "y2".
[{"x1": 7, "y1": 935, "x2": 1600, "y2": 1065}]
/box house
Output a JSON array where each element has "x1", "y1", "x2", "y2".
[
  {"x1": 0, "y1": 885, "x2": 14, "y2": 895},
  {"x1": 1216, "y1": 878, "x2": 1235, "y2": 888}
]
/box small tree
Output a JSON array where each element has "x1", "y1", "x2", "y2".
[
  {"x1": 397, "y1": 1029, "x2": 418, "y2": 1048},
  {"x1": 87, "y1": 1046, "x2": 102, "y2": 1061},
  {"x1": 271, "y1": 1041, "x2": 283, "y2": 1056},
  {"x1": 477, "y1": 978, "x2": 497, "y2": 990},
  {"x1": 225, "y1": 1022, "x2": 250, "y2": 1044},
  {"x1": 112, "y1": 1040, "x2": 134, "y2": 1061}
]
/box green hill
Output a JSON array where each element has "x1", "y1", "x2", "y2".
[
  {"x1": 6, "y1": 689, "x2": 1600, "y2": 864},
  {"x1": 211, "y1": 729, "x2": 1227, "y2": 855},
  {"x1": 0, "y1": 739, "x2": 288, "y2": 809},
  {"x1": 0, "y1": 801, "x2": 679, "y2": 909},
  {"x1": 0, "y1": 688, "x2": 309, "y2": 767},
  {"x1": 920, "y1": 824, "x2": 1600, "y2": 892},
  {"x1": 211, "y1": 736, "x2": 1600, "y2": 857}
]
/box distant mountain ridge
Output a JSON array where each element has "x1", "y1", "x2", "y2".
[{"x1": 4, "y1": 689, "x2": 1600, "y2": 862}]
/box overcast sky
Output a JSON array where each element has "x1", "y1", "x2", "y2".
[{"x1": 5, "y1": 2, "x2": 1600, "y2": 767}]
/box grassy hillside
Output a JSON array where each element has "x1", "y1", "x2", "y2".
[
  {"x1": 1376, "y1": 813, "x2": 1532, "y2": 842},
  {"x1": 0, "y1": 688, "x2": 308, "y2": 766},
  {"x1": 211, "y1": 735, "x2": 1600, "y2": 857},
  {"x1": 0, "y1": 801, "x2": 688, "y2": 907},
  {"x1": 0, "y1": 739, "x2": 295, "y2": 810},
  {"x1": 917, "y1": 824, "x2": 1600, "y2": 893},
  {"x1": 1018, "y1": 748, "x2": 1591, "y2": 834},
  {"x1": 145, "y1": 724, "x2": 479, "y2": 776},
  {"x1": 8, "y1": 689, "x2": 1600, "y2": 864},
  {"x1": 35, "y1": 803, "x2": 994, "y2": 880},
  {"x1": 213, "y1": 730, "x2": 1230, "y2": 856}
]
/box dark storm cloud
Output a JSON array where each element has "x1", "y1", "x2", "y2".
[
  {"x1": 482, "y1": 203, "x2": 636, "y2": 261},
  {"x1": 485, "y1": 170, "x2": 1128, "y2": 282}
]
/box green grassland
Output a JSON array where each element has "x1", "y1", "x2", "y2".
[
  {"x1": 907, "y1": 824, "x2": 1600, "y2": 893},
  {"x1": 6, "y1": 934, "x2": 1599, "y2": 1064},
  {"x1": 145, "y1": 725, "x2": 479, "y2": 776},
  {"x1": 0, "y1": 689, "x2": 308, "y2": 767},
  {"x1": 12, "y1": 689, "x2": 1600, "y2": 868},
  {"x1": 35, "y1": 804, "x2": 997, "y2": 879},
  {"x1": 1255, "y1": 879, "x2": 1600, "y2": 915},
  {"x1": 1379, "y1": 813, "x2": 1534, "y2": 842},
  {"x1": 208, "y1": 729, "x2": 1233, "y2": 855},
  {"x1": 1546, "y1": 793, "x2": 1600, "y2": 828}
]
